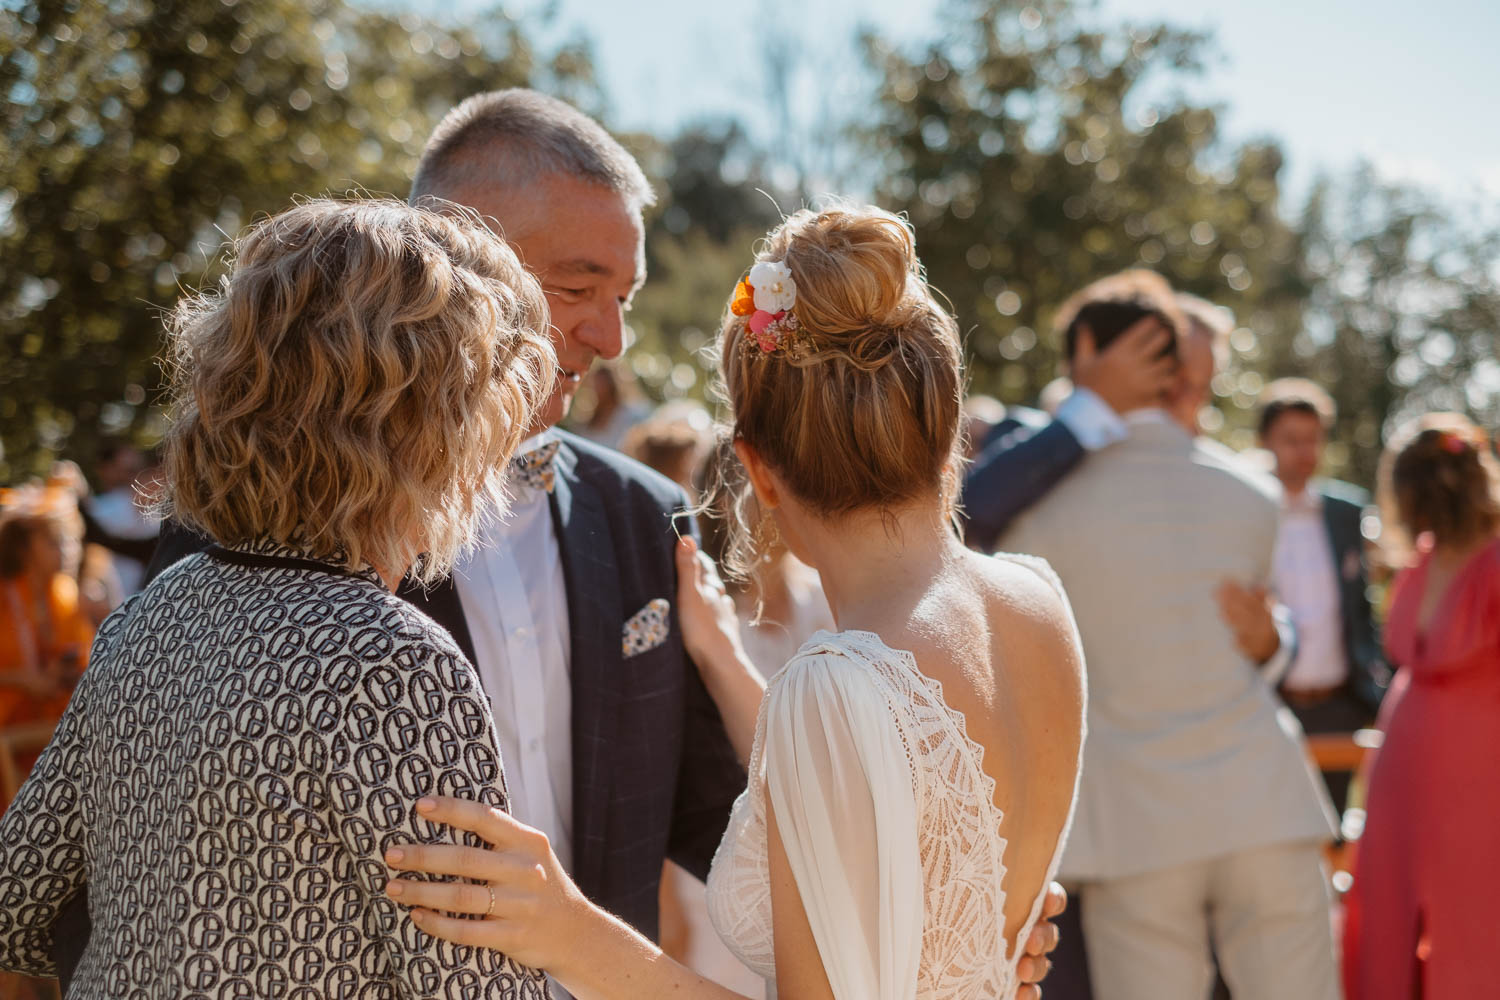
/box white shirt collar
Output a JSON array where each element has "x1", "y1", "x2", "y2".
[
  {"x1": 1123, "y1": 407, "x2": 1176, "y2": 428},
  {"x1": 1281, "y1": 485, "x2": 1324, "y2": 514},
  {"x1": 516, "y1": 428, "x2": 558, "y2": 457}
]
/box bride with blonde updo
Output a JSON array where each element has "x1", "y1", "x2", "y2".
[{"x1": 377, "y1": 204, "x2": 1085, "y2": 1000}]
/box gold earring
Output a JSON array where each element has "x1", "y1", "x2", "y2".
[{"x1": 755, "y1": 508, "x2": 781, "y2": 562}]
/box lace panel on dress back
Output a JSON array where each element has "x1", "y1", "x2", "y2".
[{"x1": 705, "y1": 627, "x2": 1027, "y2": 998}]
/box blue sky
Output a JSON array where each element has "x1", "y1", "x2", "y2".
[{"x1": 502, "y1": 0, "x2": 1500, "y2": 209}]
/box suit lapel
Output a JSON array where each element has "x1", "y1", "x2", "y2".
[
  {"x1": 549, "y1": 440, "x2": 623, "y2": 897},
  {"x1": 1319, "y1": 486, "x2": 1360, "y2": 610}
]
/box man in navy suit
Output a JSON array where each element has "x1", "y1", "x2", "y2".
[{"x1": 1258, "y1": 379, "x2": 1388, "y2": 810}]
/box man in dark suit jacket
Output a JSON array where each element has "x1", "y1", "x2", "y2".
[{"x1": 1258, "y1": 380, "x2": 1388, "y2": 811}]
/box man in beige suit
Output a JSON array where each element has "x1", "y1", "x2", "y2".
[{"x1": 1003, "y1": 271, "x2": 1338, "y2": 1000}]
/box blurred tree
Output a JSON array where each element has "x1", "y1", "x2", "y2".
[
  {"x1": 860, "y1": 0, "x2": 1308, "y2": 446},
  {"x1": 0, "y1": 0, "x2": 597, "y2": 480},
  {"x1": 861, "y1": 0, "x2": 1500, "y2": 484},
  {"x1": 1281, "y1": 167, "x2": 1500, "y2": 488},
  {"x1": 613, "y1": 120, "x2": 786, "y2": 409}
]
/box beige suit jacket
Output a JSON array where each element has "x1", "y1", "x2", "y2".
[{"x1": 1002, "y1": 415, "x2": 1336, "y2": 881}]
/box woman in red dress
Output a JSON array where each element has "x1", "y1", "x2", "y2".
[{"x1": 1345, "y1": 413, "x2": 1500, "y2": 998}]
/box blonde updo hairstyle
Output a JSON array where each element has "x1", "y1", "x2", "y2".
[
  {"x1": 713, "y1": 204, "x2": 963, "y2": 578},
  {"x1": 162, "y1": 198, "x2": 555, "y2": 584},
  {"x1": 1376, "y1": 412, "x2": 1500, "y2": 561}
]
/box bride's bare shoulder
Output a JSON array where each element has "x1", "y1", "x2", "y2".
[{"x1": 972, "y1": 550, "x2": 1086, "y2": 693}]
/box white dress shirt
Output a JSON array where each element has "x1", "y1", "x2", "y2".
[
  {"x1": 1056, "y1": 387, "x2": 1129, "y2": 450},
  {"x1": 454, "y1": 432, "x2": 574, "y2": 874},
  {"x1": 1273, "y1": 489, "x2": 1348, "y2": 691}
]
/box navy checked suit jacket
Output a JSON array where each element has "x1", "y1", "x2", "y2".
[
  {"x1": 961, "y1": 406, "x2": 1088, "y2": 552},
  {"x1": 49, "y1": 431, "x2": 746, "y2": 989}
]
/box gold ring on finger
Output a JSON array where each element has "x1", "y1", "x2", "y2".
[{"x1": 485, "y1": 884, "x2": 496, "y2": 918}]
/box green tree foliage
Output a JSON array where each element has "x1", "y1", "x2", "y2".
[
  {"x1": 6, "y1": 0, "x2": 1495, "y2": 492},
  {"x1": 855, "y1": 0, "x2": 1500, "y2": 482},
  {"x1": 620, "y1": 121, "x2": 786, "y2": 405},
  {"x1": 1280, "y1": 167, "x2": 1500, "y2": 488},
  {"x1": 860, "y1": 0, "x2": 1307, "y2": 441},
  {"x1": 0, "y1": 0, "x2": 596, "y2": 480}
]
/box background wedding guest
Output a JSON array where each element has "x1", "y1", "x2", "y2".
[
  {"x1": 622, "y1": 402, "x2": 715, "y2": 498},
  {"x1": 960, "y1": 291, "x2": 1176, "y2": 552},
  {"x1": 84, "y1": 442, "x2": 160, "y2": 597},
  {"x1": 0, "y1": 198, "x2": 558, "y2": 997},
  {"x1": 1003, "y1": 270, "x2": 1339, "y2": 1000},
  {"x1": 1343, "y1": 413, "x2": 1500, "y2": 1000},
  {"x1": 0, "y1": 483, "x2": 91, "y2": 803},
  {"x1": 1258, "y1": 378, "x2": 1388, "y2": 810},
  {"x1": 577, "y1": 361, "x2": 651, "y2": 450}
]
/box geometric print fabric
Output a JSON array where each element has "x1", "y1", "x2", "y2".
[{"x1": 0, "y1": 539, "x2": 549, "y2": 999}]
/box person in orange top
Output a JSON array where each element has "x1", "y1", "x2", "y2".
[{"x1": 0, "y1": 486, "x2": 92, "y2": 734}]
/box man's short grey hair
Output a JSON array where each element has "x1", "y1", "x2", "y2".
[
  {"x1": 410, "y1": 89, "x2": 656, "y2": 212},
  {"x1": 1176, "y1": 292, "x2": 1234, "y2": 370}
]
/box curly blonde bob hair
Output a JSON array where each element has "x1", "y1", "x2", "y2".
[
  {"x1": 161, "y1": 198, "x2": 555, "y2": 584},
  {"x1": 710, "y1": 203, "x2": 963, "y2": 579}
]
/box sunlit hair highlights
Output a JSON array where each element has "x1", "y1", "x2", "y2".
[
  {"x1": 709, "y1": 203, "x2": 963, "y2": 579},
  {"x1": 161, "y1": 198, "x2": 555, "y2": 584},
  {"x1": 1376, "y1": 412, "x2": 1500, "y2": 561}
]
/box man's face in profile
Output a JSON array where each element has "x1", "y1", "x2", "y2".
[{"x1": 452, "y1": 171, "x2": 646, "y2": 435}]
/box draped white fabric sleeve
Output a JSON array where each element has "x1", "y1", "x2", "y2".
[{"x1": 762, "y1": 650, "x2": 923, "y2": 1000}]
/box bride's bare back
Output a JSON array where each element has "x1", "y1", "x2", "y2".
[{"x1": 857, "y1": 548, "x2": 1087, "y2": 949}]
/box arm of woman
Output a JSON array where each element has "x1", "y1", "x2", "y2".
[
  {"x1": 383, "y1": 798, "x2": 753, "y2": 1000},
  {"x1": 0, "y1": 670, "x2": 93, "y2": 974},
  {"x1": 675, "y1": 536, "x2": 766, "y2": 766},
  {"x1": 328, "y1": 630, "x2": 550, "y2": 999},
  {"x1": 761, "y1": 651, "x2": 923, "y2": 1000}
]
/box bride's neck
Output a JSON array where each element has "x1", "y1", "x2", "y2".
[{"x1": 794, "y1": 501, "x2": 961, "y2": 631}]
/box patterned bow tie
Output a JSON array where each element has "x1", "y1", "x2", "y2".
[{"x1": 509, "y1": 441, "x2": 560, "y2": 494}]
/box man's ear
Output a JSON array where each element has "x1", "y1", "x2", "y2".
[
  {"x1": 1065, "y1": 323, "x2": 1096, "y2": 376},
  {"x1": 733, "y1": 438, "x2": 781, "y2": 511}
]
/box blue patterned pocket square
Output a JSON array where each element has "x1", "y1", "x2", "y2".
[{"x1": 622, "y1": 598, "x2": 671, "y2": 658}]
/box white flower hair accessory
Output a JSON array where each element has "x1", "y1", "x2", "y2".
[
  {"x1": 731, "y1": 258, "x2": 806, "y2": 356},
  {"x1": 748, "y1": 260, "x2": 797, "y2": 313}
]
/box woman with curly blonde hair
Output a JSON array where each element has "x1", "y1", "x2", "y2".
[
  {"x1": 1343, "y1": 412, "x2": 1500, "y2": 999},
  {"x1": 0, "y1": 198, "x2": 556, "y2": 998}
]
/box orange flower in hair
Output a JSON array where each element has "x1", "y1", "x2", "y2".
[
  {"x1": 730, "y1": 278, "x2": 757, "y2": 317},
  {"x1": 731, "y1": 260, "x2": 805, "y2": 356}
]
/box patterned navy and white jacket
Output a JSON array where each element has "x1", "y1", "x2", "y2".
[{"x1": 0, "y1": 539, "x2": 549, "y2": 1000}]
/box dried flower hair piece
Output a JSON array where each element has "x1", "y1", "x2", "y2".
[
  {"x1": 731, "y1": 259, "x2": 807, "y2": 356},
  {"x1": 1437, "y1": 429, "x2": 1480, "y2": 455}
]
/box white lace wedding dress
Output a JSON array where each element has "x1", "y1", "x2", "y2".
[{"x1": 705, "y1": 554, "x2": 1083, "y2": 1000}]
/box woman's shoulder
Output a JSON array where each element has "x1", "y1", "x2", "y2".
[
  {"x1": 972, "y1": 550, "x2": 1088, "y2": 710},
  {"x1": 987, "y1": 551, "x2": 1068, "y2": 604},
  {"x1": 979, "y1": 552, "x2": 1083, "y2": 654},
  {"x1": 766, "y1": 631, "x2": 915, "y2": 722}
]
